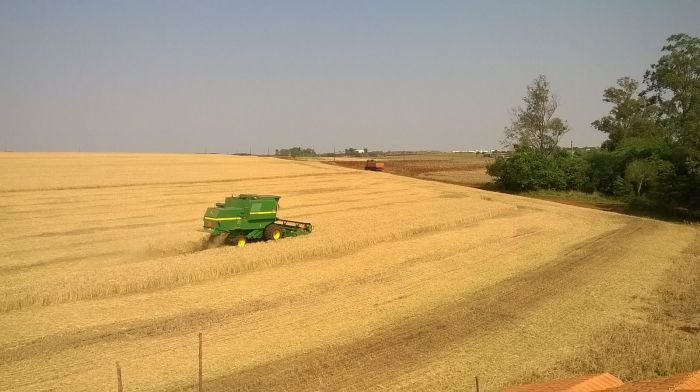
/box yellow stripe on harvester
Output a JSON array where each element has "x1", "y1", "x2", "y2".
[{"x1": 204, "y1": 211, "x2": 275, "y2": 220}]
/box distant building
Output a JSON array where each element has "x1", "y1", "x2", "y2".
[{"x1": 451, "y1": 149, "x2": 493, "y2": 154}]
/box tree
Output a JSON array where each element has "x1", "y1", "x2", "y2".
[
  {"x1": 503, "y1": 75, "x2": 569, "y2": 152},
  {"x1": 275, "y1": 147, "x2": 316, "y2": 157},
  {"x1": 592, "y1": 77, "x2": 660, "y2": 150},
  {"x1": 644, "y1": 33, "x2": 700, "y2": 150},
  {"x1": 641, "y1": 34, "x2": 700, "y2": 210},
  {"x1": 624, "y1": 158, "x2": 673, "y2": 196},
  {"x1": 625, "y1": 159, "x2": 656, "y2": 196},
  {"x1": 289, "y1": 147, "x2": 316, "y2": 157},
  {"x1": 344, "y1": 148, "x2": 367, "y2": 156}
]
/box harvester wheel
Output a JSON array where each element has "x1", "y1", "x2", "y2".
[
  {"x1": 233, "y1": 236, "x2": 246, "y2": 247},
  {"x1": 264, "y1": 224, "x2": 283, "y2": 241}
]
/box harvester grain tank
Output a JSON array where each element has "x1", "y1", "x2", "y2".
[
  {"x1": 364, "y1": 160, "x2": 384, "y2": 171},
  {"x1": 202, "y1": 194, "x2": 312, "y2": 247}
]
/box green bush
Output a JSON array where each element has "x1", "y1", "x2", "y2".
[
  {"x1": 562, "y1": 154, "x2": 590, "y2": 190},
  {"x1": 612, "y1": 176, "x2": 632, "y2": 197},
  {"x1": 487, "y1": 148, "x2": 582, "y2": 192},
  {"x1": 582, "y1": 150, "x2": 625, "y2": 193}
]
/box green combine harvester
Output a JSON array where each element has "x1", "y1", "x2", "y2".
[{"x1": 202, "y1": 194, "x2": 312, "y2": 247}]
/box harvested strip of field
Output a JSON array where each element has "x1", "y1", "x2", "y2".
[
  {"x1": 0, "y1": 152, "x2": 696, "y2": 391},
  {"x1": 417, "y1": 169, "x2": 493, "y2": 187},
  {"x1": 326, "y1": 154, "x2": 493, "y2": 187}
]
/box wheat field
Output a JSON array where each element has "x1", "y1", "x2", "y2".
[{"x1": 0, "y1": 152, "x2": 697, "y2": 391}]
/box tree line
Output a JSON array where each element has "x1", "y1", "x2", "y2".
[
  {"x1": 275, "y1": 147, "x2": 318, "y2": 157},
  {"x1": 488, "y1": 33, "x2": 700, "y2": 217},
  {"x1": 275, "y1": 147, "x2": 385, "y2": 157}
]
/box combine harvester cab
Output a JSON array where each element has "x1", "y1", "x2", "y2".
[{"x1": 203, "y1": 194, "x2": 312, "y2": 247}]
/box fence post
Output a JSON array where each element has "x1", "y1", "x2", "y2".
[
  {"x1": 116, "y1": 361, "x2": 123, "y2": 392},
  {"x1": 198, "y1": 332, "x2": 203, "y2": 392},
  {"x1": 475, "y1": 375, "x2": 480, "y2": 392}
]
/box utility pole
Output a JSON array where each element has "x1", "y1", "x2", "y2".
[{"x1": 570, "y1": 140, "x2": 574, "y2": 156}]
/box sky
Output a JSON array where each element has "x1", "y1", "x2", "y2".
[{"x1": 1, "y1": 1, "x2": 700, "y2": 154}]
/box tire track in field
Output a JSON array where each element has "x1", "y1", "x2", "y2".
[
  {"x1": 0, "y1": 251, "x2": 124, "y2": 274},
  {"x1": 194, "y1": 219, "x2": 654, "y2": 392},
  {"x1": 0, "y1": 172, "x2": 361, "y2": 193},
  {"x1": 0, "y1": 285, "x2": 332, "y2": 364},
  {"x1": 5, "y1": 219, "x2": 193, "y2": 241},
  {"x1": 0, "y1": 222, "x2": 539, "y2": 363}
]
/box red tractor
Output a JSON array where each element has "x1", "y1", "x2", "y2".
[{"x1": 364, "y1": 160, "x2": 385, "y2": 171}]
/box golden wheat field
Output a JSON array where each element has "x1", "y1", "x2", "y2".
[{"x1": 0, "y1": 152, "x2": 697, "y2": 391}]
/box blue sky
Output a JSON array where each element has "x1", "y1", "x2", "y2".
[{"x1": 2, "y1": 1, "x2": 699, "y2": 153}]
